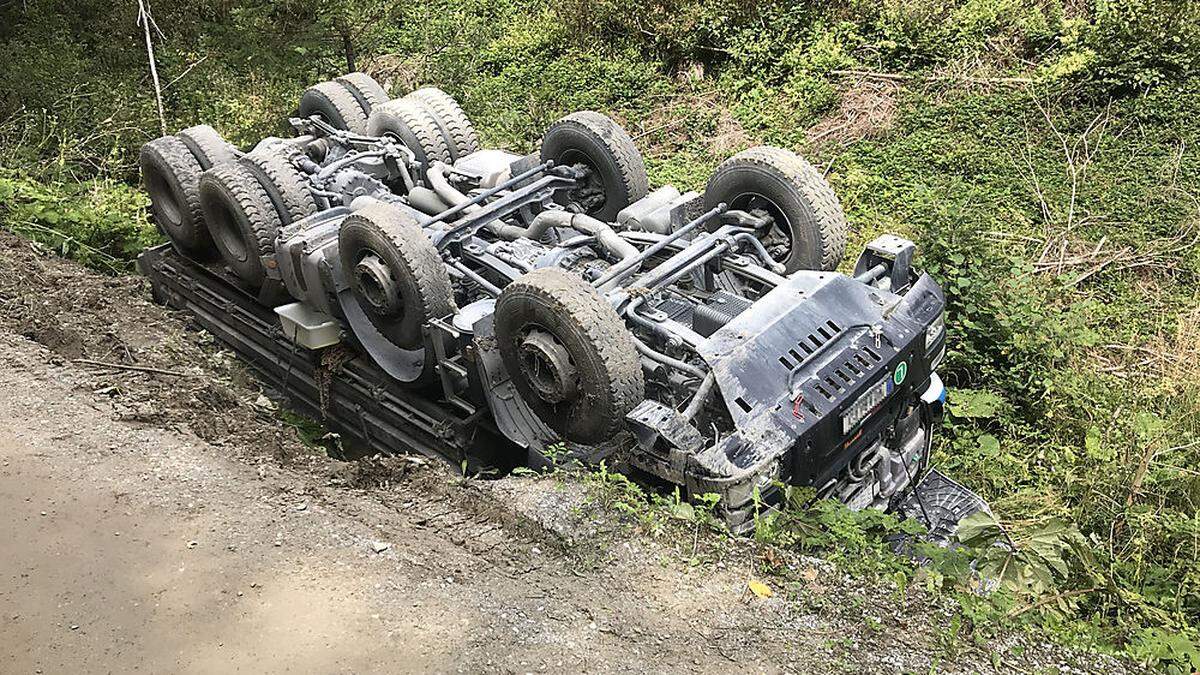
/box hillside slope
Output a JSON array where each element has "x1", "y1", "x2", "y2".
[{"x1": 1, "y1": 0, "x2": 1198, "y2": 667}]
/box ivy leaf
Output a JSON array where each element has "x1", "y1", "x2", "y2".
[
  {"x1": 1083, "y1": 426, "x2": 1112, "y2": 461},
  {"x1": 948, "y1": 389, "x2": 1005, "y2": 419},
  {"x1": 977, "y1": 434, "x2": 1001, "y2": 456}
]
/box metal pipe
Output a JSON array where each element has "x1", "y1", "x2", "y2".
[
  {"x1": 315, "y1": 149, "x2": 389, "y2": 181},
  {"x1": 628, "y1": 241, "x2": 732, "y2": 295},
  {"x1": 449, "y1": 261, "x2": 502, "y2": 297},
  {"x1": 732, "y1": 232, "x2": 787, "y2": 274},
  {"x1": 682, "y1": 371, "x2": 717, "y2": 421},
  {"x1": 625, "y1": 297, "x2": 666, "y2": 339},
  {"x1": 425, "y1": 161, "x2": 480, "y2": 214},
  {"x1": 408, "y1": 186, "x2": 451, "y2": 216},
  {"x1": 855, "y1": 262, "x2": 888, "y2": 284},
  {"x1": 593, "y1": 203, "x2": 726, "y2": 290},
  {"x1": 631, "y1": 335, "x2": 706, "y2": 380},
  {"x1": 436, "y1": 173, "x2": 571, "y2": 251},
  {"x1": 625, "y1": 296, "x2": 706, "y2": 348},
  {"x1": 514, "y1": 211, "x2": 638, "y2": 261},
  {"x1": 490, "y1": 208, "x2": 563, "y2": 241},
  {"x1": 422, "y1": 160, "x2": 554, "y2": 227}
]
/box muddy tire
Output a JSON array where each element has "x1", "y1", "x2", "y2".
[
  {"x1": 299, "y1": 81, "x2": 370, "y2": 133},
  {"x1": 176, "y1": 125, "x2": 237, "y2": 170},
  {"x1": 704, "y1": 146, "x2": 847, "y2": 273},
  {"x1": 405, "y1": 87, "x2": 480, "y2": 162},
  {"x1": 366, "y1": 98, "x2": 451, "y2": 181},
  {"x1": 198, "y1": 162, "x2": 283, "y2": 291},
  {"x1": 335, "y1": 72, "x2": 389, "y2": 115},
  {"x1": 540, "y1": 111, "x2": 648, "y2": 222},
  {"x1": 495, "y1": 268, "x2": 644, "y2": 444},
  {"x1": 338, "y1": 202, "x2": 455, "y2": 349},
  {"x1": 140, "y1": 136, "x2": 219, "y2": 260},
  {"x1": 239, "y1": 146, "x2": 317, "y2": 226}
]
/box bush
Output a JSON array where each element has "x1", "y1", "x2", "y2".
[{"x1": 0, "y1": 169, "x2": 155, "y2": 272}]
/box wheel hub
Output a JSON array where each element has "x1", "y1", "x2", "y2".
[
  {"x1": 734, "y1": 196, "x2": 791, "y2": 263},
  {"x1": 565, "y1": 160, "x2": 606, "y2": 212},
  {"x1": 518, "y1": 329, "x2": 578, "y2": 404},
  {"x1": 354, "y1": 253, "x2": 402, "y2": 318}
]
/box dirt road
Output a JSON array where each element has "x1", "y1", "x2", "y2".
[{"x1": 0, "y1": 233, "x2": 1136, "y2": 673}]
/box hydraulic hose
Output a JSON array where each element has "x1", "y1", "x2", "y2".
[
  {"x1": 425, "y1": 161, "x2": 480, "y2": 214},
  {"x1": 682, "y1": 371, "x2": 717, "y2": 421}
]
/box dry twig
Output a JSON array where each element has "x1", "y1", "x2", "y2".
[{"x1": 74, "y1": 358, "x2": 187, "y2": 377}]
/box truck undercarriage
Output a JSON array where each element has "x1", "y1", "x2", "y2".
[{"x1": 137, "y1": 73, "x2": 988, "y2": 535}]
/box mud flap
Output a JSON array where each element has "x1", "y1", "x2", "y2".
[
  {"x1": 894, "y1": 468, "x2": 992, "y2": 546},
  {"x1": 471, "y1": 315, "x2": 559, "y2": 452}
]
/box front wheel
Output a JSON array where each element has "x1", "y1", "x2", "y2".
[
  {"x1": 495, "y1": 268, "x2": 644, "y2": 444},
  {"x1": 337, "y1": 202, "x2": 455, "y2": 350},
  {"x1": 540, "y1": 111, "x2": 648, "y2": 222},
  {"x1": 704, "y1": 146, "x2": 848, "y2": 273}
]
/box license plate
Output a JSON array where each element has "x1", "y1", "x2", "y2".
[{"x1": 841, "y1": 378, "x2": 893, "y2": 435}]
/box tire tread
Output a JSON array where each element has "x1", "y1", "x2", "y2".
[
  {"x1": 140, "y1": 136, "x2": 214, "y2": 256},
  {"x1": 406, "y1": 87, "x2": 480, "y2": 161},
  {"x1": 709, "y1": 146, "x2": 848, "y2": 271},
  {"x1": 496, "y1": 267, "x2": 644, "y2": 442}
]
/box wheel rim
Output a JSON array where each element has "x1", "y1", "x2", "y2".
[
  {"x1": 353, "y1": 252, "x2": 403, "y2": 319},
  {"x1": 730, "y1": 191, "x2": 792, "y2": 264},
  {"x1": 147, "y1": 168, "x2": 183, "y2": 230},
  {"x1": 517, "y1": 327, "x2": 578, "y2": 404}
]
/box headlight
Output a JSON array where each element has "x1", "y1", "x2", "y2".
[{"x1": 924, "y1": 313, "x2": 945, "y2": 352}]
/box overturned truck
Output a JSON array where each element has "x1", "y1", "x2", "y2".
[{"x1": 138, "y1": 73, "x2": 983, "y2": 533}]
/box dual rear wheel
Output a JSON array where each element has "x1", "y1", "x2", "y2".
[
  {"x1": 140, "y1": 124, "x2": 238, "y2": 261},
  {"x1": 197, "y1": 142, "x2": 317, "y2": 292}
]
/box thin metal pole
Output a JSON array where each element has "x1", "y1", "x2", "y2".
[{"x1": 137, "y1": 0, "x2": 167, "y2": 137}]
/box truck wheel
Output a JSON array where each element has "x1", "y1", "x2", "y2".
[
  {"x1": 704, "y1": 146, "x2": 848, "y2": 273},
  {"x1": 405, "y1": 87, "x2": 480, "y2": 162},
  {"x1": 335, "y1": 72, "x2": 389, "y2": 115},
  {"x1": 239, "y1": 145, "x2": 317, "y2": 226},
  {"x1": 199, "y1": 162, "x2": 283, "y2": 290},
  {"x1": 299, "y1": 81, "x2": 370, "y2": 134},
  {"x1": 338, "y1": 202, "x2": 455, "y2": 349},
  {"x1": 540, "y1": 111, "x2": 648, "y2": 222},
  {"x1": 176, "y1": 125, "x2": 237, "y2": 170},
  {"x1": 140, "y1": 136, "x2": 219, "y2": 260},
  {"x1": 495, "y1": 267, "x2": 644, "y2": 444},
  {"x1": 366, "y1": 98, "x2": 451, "y2": 182}
]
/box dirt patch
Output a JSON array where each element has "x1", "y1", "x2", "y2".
[
  {"x1": 708, "y1": 107, "x2": 754, "y2": 158},
  {"x1": 0, "y1": 234, "x2": 317, "y2": 469},
  {"x1": 806, "y1": 78, "x2": 900, "y2": 150}
]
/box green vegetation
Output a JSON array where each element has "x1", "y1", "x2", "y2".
[{"x1": 1, "y1": 0, "x2": 1198, "y2": 668}]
